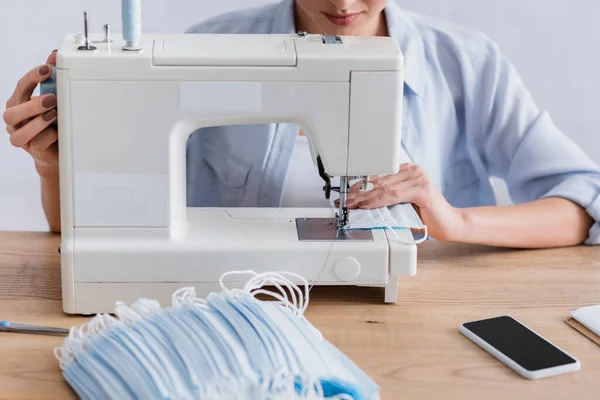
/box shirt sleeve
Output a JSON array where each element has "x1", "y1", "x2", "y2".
[{"x1": 465, "y1": 38, "x2": 600, "y2": 245}]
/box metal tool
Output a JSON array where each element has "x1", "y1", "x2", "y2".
[
  {"x1": 78, "y1": 11, "x2": 97, "y2": 51},
  {"x1": 0, "y1": 320, "x2": 69, "y2": 335}
]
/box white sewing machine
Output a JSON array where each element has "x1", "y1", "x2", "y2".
[{"x1": 52, "y1": 14, "x2": 416, "y2": 314}]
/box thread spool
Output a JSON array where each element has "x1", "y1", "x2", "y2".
[
  {"x1": 40, "y1": 66, "x2": 57, "y2": 97},
  {"x1": 122, "y1": 0, "x2": 142, "y2": 51},
  {"x1": 40, "y1": 67, "x2": 58, "y2": 127}
]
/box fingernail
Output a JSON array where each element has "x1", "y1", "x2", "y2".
[
  {"x1": 41, "y1": 95, "x2": 57, "y2": 109},
  {"x1": 42, "y1": 109, "x2": 57, "y2": 122},
  {"x1": 39, "y1": 65, "x2": 50, "y2": 75}
]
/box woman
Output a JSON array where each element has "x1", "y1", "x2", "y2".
[{"x1": 4, "y1": 0, "x2": 600, "y2": 248}]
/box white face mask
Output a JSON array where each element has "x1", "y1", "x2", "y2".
[
  {"x1": 344, "y1": 203, "x2": 424, "y2": 230},
  {"x1": 342, "y1": 203, "x2": 428, "y2": 243}
]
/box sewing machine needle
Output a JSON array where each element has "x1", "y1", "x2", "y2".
[{"x1": 0, "y1": 320, "x2": 69, "y2": 335}]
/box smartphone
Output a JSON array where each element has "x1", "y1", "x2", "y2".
[{"x1": 459, "y1": 316, "x2": 580, "y2": 379}]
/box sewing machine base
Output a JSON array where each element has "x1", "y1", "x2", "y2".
[
  {"x1": 296, "y1": 218, "x2": 373, "y2": 241},
  {"x1": 68, "y1": 279, "x2": 402, "y2": 315},
  {"x1": 60, "y1": 209, "x2": 416, "y2": 314}
]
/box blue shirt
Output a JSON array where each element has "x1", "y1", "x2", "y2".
[{"x1": 185, "y1": 0, "x2": 600, "y2": 245}]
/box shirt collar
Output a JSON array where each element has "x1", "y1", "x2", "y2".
[{"x1": 270, "y1": 0, "x2": 426, "y2": 96}]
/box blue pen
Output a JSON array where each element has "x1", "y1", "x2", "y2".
[{"x1": 0, "y1": 320, "x2": 69, "y2": 335}]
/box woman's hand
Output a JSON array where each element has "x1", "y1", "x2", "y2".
[
  {"x1": 3, "y1": 50, "x2": 59, "y2": 178},
  {"x1": 342, "y1": 163, "x2": 467, "y2": 241},
  {"x1": 4, "y1": 50, "x2": 62, "y2": 233}
]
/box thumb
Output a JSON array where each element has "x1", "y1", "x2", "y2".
[{"x1": 46, "y1": 49, "x2": 58, "y2": 66}]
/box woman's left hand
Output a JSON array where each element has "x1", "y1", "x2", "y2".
[{"x1": 340, "y1": 163, "x2": 467, "y2": 242}]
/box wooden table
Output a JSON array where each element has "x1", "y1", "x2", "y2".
[{"x1": 1, "y1": 232, "x2": 599, "y2": 399}]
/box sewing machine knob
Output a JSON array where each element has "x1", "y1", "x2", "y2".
[
  {"x1": 322, "y1": 183, "x2": 331, "y2": 199},
  {"x1": 334, "y1": 257, "x2": 361, "y2": 282}
]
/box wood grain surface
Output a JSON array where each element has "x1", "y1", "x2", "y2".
[{"x1": 0, "y1": 231, "x2": 599, "y2": 399}]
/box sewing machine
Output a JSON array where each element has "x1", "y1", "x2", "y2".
[{"x1": 53, "y1": 17, "x2": 417, "y2": 314}]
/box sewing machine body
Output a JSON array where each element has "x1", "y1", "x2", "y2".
[{"x1": 55, "y1": 32, "x2": 416, "y2": 314}]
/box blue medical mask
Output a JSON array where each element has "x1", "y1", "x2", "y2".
[{"x1": 55, "y1": 272, "x2": 381, "y2": 400}]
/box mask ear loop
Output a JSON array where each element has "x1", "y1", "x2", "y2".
[
  {"x1": 241, "y1": 271, "x2": 323, "y2": 339},
  {"x1": 219, "y1": 270, "x2": 259, "y2": 292},
  {"x1": 413, "y1": 225, "x2": 428, "y2": 244},
  {"x1": 245, "y1": 272, "x2": 307, "y2": 314},
  {"x1": 245, "y1": 273, "x2": 297, "y2": 312},
  {"x1": 245, "y1": 272, "x2": 307, "y2": 316}
]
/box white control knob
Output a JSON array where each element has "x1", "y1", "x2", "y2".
[{"x1": 334, "y1": 257, "x2": 361, "y2": 282}]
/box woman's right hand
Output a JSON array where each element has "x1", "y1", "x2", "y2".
[{"x1": 3, "y1": 50, "x2": 59, "y2": 178}]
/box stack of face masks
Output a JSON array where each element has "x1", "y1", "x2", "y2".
[{"x1": 54, "y1": 271, "x2": 380, "y2": 400}]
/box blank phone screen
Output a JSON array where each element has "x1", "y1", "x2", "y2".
[{"x1": 463, "y1": 316, "x2": 576, "y2": 371}]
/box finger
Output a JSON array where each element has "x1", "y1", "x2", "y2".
[
  {"x1": 3, "y1": 94, "x2": 56, "y2": 127},
  {"x1": 347, "y1": 179, "x2": 376, "y2": 199},
  {"x1": 398, "y1": 162, "x2": 414, "y2": 171},
  {"x1": 356, "y1": 185, "x2": 421, "y2": 209},
  {"x1": 349, "y1": 178, "x2": 375, "y2": 193},
  {"x1": 373, "y1": 165, "x2": 422, "y2": 186},
  {"x1": 334, "y1": 197, "x2": 352, "y2": 207},
  {"x1": 358, "y1": 184, "x2": 430, "y2": 210},
  {"x1": 6, "y1": 64, "x2": 53, "y2": 108},
  {"x1": 362, "y1": 166, "x2": 408, "y2": 185},
  {"x1": 9, "y1": 109, "x2": 57, "y2": 148},
  {"x1": 33, "y1": 141, "x2": 59, "y2": 168},
  {"x1": 29, "y1": 126, "x2": 58, "y2": 157},
  {"x1": 353, "y1": 178, "x2": 422, "y2": 206},
  {"x1": 356, "y1": 192, "x2": 393, "y2": 210},
  {"x1": 6, "y1": 125, "x2": 16, "y2": 135},
  {"x1": 354, "y1": 189, "x2": 386, "y2": 208},
  {"x1": 349, "y1": 182, "x2": 362, "y2": 194},
  {"x1": 47, "y1": 49, "x2": 58, "y2": 66},
  {"x1": 15, "y1": 117, "x2": 34, "y2": 131},
  {"x1": 345, "y1": 191, "x2": 362, "y2": 206},
  {"x1": 335, "y1": 195, "x2": 359, "y2": 208},
  {"x1": 351, "y1": 189, "x2": 381, "y2": 205},
  {"x1": 354, "y1": 179, "x2": 424, "y2": 208}
]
